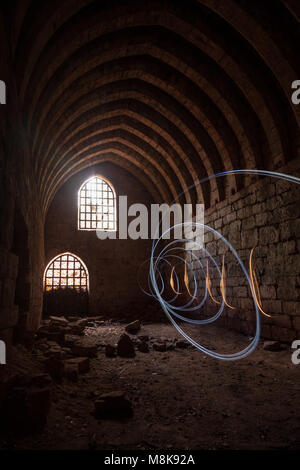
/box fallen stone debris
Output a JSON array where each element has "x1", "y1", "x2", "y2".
[
  {"x1": 263, "y1": 340, "x2": 284, "y2": 352},
  {"x1": 93, "y1": 391, "x2": 133, "y2": 419},
  {"x1": 117, "y1": 333, "x2": 136, "y2": 358},
  {"x1": 125, "y1": 320, "x2": 141, "y2": 334}
]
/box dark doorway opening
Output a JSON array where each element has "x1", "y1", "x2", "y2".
[{"x1": 43, "y1": 288, "x2": 89, "y2": 317}]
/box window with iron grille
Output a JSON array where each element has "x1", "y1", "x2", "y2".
[
  {"x1": 78, "y1": 176, "x2": 116, "y2": 231},
  {"x1": 44, "y1": 253, "x2": 88, "y2": 291}
]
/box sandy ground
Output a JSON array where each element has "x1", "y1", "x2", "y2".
[{"x1": 1, "y1": 321, "x2": 300, "y2": 450}]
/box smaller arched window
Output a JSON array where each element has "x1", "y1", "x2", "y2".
[
  {"x1": 44, "y1": 253, "x2": 89, "y2": 292},
  {"x1": 78, "y1": 176, "x2": 116, "y2": 231}
]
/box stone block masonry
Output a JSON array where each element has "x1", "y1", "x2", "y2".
[{"x1": 190, "y1": 162, "x2": 300, "y2": 342}]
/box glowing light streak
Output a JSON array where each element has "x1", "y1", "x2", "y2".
[
  {"x1": 170, "y1": 266, "x2": 182, "y2": 295},
  {"x1": 220, "y1": 255, "x2": 236, "y2": 310},
  {"x1": 140, "y1": 169, "x2": 299, "y2": 360},
  {"x1": 249, "y1": 247, "x2": 272, "y2": 318}
]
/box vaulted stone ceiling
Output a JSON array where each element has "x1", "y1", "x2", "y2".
[{"x1": 7, "y1": 0, "x2": 300, "y2": 213}]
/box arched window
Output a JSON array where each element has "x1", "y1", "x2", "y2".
[
  {"x1": 78, "y1": 176, "x2": 116, "y2": 231},
  {"x1": 44, "y1": 253, "x2": 89, "y2": 292}
]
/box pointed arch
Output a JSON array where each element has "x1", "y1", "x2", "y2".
[
  {"x1": 44, "y1": 252, "x2": 89, "y2": 292},
  {"x1": 78, "y1": 175, "x2": 117, "y2": 231}
]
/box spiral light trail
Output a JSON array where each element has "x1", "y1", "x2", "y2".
[{"x1": 140, "y1": 170, "x2": 299, "y2": 361}]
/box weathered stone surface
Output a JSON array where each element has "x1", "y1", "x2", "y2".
[
  {"x1": 137, "y1": 340, "x2": 149, "y2": 353},
  {"x1": 68, "y1": 321, "x2": 85, "y2": 336},
  {"x1": 44, "y1": 357, "x2": 65, "y2": 382},
  {"x1": 49, "y1": 316, "x2": 68, "y2": 327},
  {"x1": 65, "y1": 357, "x2": 90, "y2": 374},
  {"x1": 63, "y1": 334, "x2": 82, "y2": 347},
  {"x1": 175, "y1": 340, "x2": 190, "y2": 349},
  {"x1": 72, "y1": 342, "x2": 97, "y2": 357},
  {"x1": 263, "y1": 341, "x2": 282, "y2": 352},
  {"x1": 153, "y1": 342, "x2": 167, "y2": 352},
  {"x1": 44, "y1": 346, "x2": 65, "y2": 360},
  {"x1": 117, "y1": 334, "x2": 135, "y2": 357},
  {"x1": 105, "y1": 344, "x2": 117, "y2": 357},
  {"x1": 138, "y1": 334, "x2": 149, "y2": 342},
  {"x1": 65, "y1": 364, "x2": 79, "y2": 382},
  {"x1": 94, "y1": 391, "x2": 133, "y2": 419},
  {"x1": 125, "y1": 320, "x2": 141, "y2": 334}
]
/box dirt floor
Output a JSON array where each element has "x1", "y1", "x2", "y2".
[{"x1": 1, "y1": 321, "x2": 300, "y2": 450}]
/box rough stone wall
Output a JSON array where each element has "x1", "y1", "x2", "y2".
[
  {"x1": 45, "y1": 162, "x2": 154, "y2": 318},
  {"x1": 0, "y1": 11, "x2": 45, "y2": 350},
  {"x1": 190, "y1": 160, "x2": 300, "y2": 342}
]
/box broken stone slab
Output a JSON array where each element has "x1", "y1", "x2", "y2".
[
  {"x1": 29, "y1": 373, "x2": 52, "y2": 388},
  {"x1": 65, "y1": 364, "x2": 79, "y2": 382},
  {"x1": 138, "y1": 334, "x2": 149, "y2": 342},
  {"x1": 86, "y1": 316, "x2": 104, "y2": 322},
  {"x1": 49, "y1": 316, "x2": 68, "y2": 327},
  {"x1": 36, "y1": 342, "x2": 50, "y2": 352},
  {"x1": 63, "y1": 334, "x2": 82, "y2": 347},
  {"x1": 44, "y1": 347, "x2": 65, "y2": 360},
  {"x1": 62, "y1": 347, "x2": 73, "y2": 358},
  {"x1": 125, "y1": 320, "x2": 141, "y2": 334},
  {"x1": 44, "y1": 357, "x2": 65, "y2": 383},
  {"x1": 66, "y1": 316, "x2": 79, "y2": 322},
  {"x1": 68, "y1": 322, "x2": 85, "y2": 336},
  {"x1": 36, "y1": 328, "x2": 65, "y2": 345},
  {"x1": 137, "y1": 340, "x2": 149, "y2": 353},
  {"x1": 94, "y1": 391, "x2": 133, "y2": 419},
  {"x1": 153, "y1": 342, "x2": 167, "y2": 352},
  {"x1": 105, "y1": 344, "x2": 117, "y2": 357},
  {"x1": 65, "y1": 357, "x2": 90, "y2": 374},
  {"x1": 263, "y1": 341, "x2": 283, "y2": 352},
  {"x1": 117, "y1": 334, "x2": 135, "y2": 357},
  {"x1": 175, "y1": 340, "x2": 190, "y2": 349},
  {"x1": 46, "y1": 340, "x2": 60, "y2": 348},
  {"x1": 72, "y1": 342, "x2": 97, "y2": 358}
]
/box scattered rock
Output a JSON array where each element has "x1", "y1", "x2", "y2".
[
  {"x1": 94, "y1": 391, "x2": 133, "y2": 419},
  {"x1": 65, "y1": 357, "x2": 90, "y2": 374},
  {"x1": 44, "y1": 357, "x2": 65, "y2": 383},
  {"x1": 68, "y1": 321, "x2": 85, "y2": 336},
  {"x1": 36, "y1": 341, "x2": 50, "y2": 352},
  {"x1": 117, "y1": 334, "x2": 135, "y2": 357},
  {"x1": 72, "y1": 342, "x2": 97, "y2": 357},
  {"x1": 36, "y1": 326, "x2": 65, "y2": 344},
  {"x1": 63, "y1": 334, "x2": 82, "y2": 348},
  {"x1": 29, "y1": 374, "x2": 52, "y2": 388},
  {"x1": 138, "y1": 334, "x2": 149, "y2": 342},
  {"x1": 263, "y1": 341, "x2": 282, "y2": 352},
  {"x1": 175, "y1": 340, "x2": 190, "y2": 349},
  {"x1": 125, "y1": 320, "x2": 141, "y2": 334},
  {"x1": 67, "y1": 316, "x2": 80, "y2": 322},
  {"x1": 44, "y1": 346, "x2": 65, "y2": 360},
  {"x1": 153, "y1": 342, "x2": 167, "y2": 352},
  {"x1": 105, "y1": 344, "x2": 117, "y2": 357},
  {"x1": 65, "y1": 364, "x2": 79, "y2": 382},
  {"x1": 49, "y1": 316, "x2": 68, "y2": 327},
  {"x1": 137, "y1": 340, "x2": 149, "y2": 353}
]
